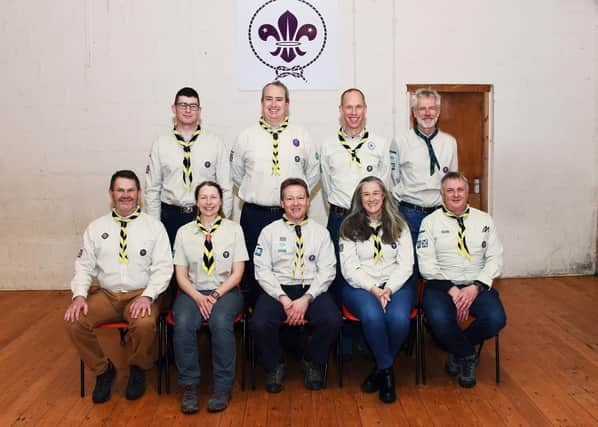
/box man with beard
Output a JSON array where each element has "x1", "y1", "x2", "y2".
[
  {"x1": 390, "y1": 89, "x2": 458, "y2": 283},
  {"x1": 65, "y1": 170, "x2": 173, "y2": 403}
]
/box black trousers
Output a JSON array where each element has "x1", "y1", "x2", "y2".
[{"x1": 250, "y1": 286, "x2": 342, "y2": 370}]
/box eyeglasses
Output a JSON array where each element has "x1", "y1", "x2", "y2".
[{"x1": 175, "y1": 102, "x2": 200, "y2": 111}]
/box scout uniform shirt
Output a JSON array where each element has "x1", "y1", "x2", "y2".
[
  {"x1": 145, "y1": 129, "x2": 233, "y2": 218},
  {"x1": 340, "y1": 223, "x2": 414, "y2": 293},
  {"x1": 71, "y1": 212, "x2": 173, "y2": 300},
  {"x1": 321, "y1": 129, "x2": 391, "y2": 209},
  {"x1": 173, "y1": 218, "x2": 249, "y2": 291},
  {"x1": 390, "y1": 128, "x2": 458, "y2": 207},
  {"x1": 231, "y1": 123, "x2": 319, "y2": 206},
  {"x1": 416, "y1": 207, "x2": 503, "y2": 287},
  {"x1": 253, "y1": 219, "x2": 336, "y2": 300}
]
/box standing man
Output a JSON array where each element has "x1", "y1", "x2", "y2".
[
  {"x1": 65, "y1": 170, "x2": 173, "y2": 403},
  {"x1": 145, "y1": 86, "x2": 233, "y2": 244},
  {"x1": 320, "y1": 88, "x2": 391, "y2": 302},
  {"x1": 250, "y1": 178, "x2": 341, "y2": 393},
  {"x1": 231, "y1": 81, "x2": 319, "y2": 304},
  {"x1": 417, "y1": 172, "x2": 505, "y2": 388},
  {"x1": 391, "y1": 88, "x2": 458, "y2": 245}
]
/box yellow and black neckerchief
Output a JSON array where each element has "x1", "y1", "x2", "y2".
[
  {"x1": 259, "y1": 116, "x2": 288, "y2": 175},
  {"x1": 283, "y1": 214, "x2": 309, "y2": 286},
  {"x1": 414, "y1": 126, "x2": 440, "y2": 176},
  {"x1": 112, "y1": 206, "x2": 142, "y2": 264},
  {"x1": 173, "y1": 125, "x2": 201, "y2": 190},
  {"x1": 442, "y1": 205, "x2": 472, "y2": 260},
  {"x1": 197, "y1": 215, "x2": 223, "y2": 276},
  {"x1": 338, "y1": 127, "x2": 369, "y2": 167},
  {"x1": 369, "y1": 220, "x2": 383, "y2": 263}
]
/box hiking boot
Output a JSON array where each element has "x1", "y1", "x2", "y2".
[
  {"x1": 301, "y1": 359, "x2": 324, "y2": 390},
  {"x1": 378, "y1": 367, "x2": 396, "y2": 403},
  {"x1": 445, "y1": 353, "x2": 460, "y2": 377},
  {"x1": 459, "y1": 353, "x2": 479, "y2": 388},
  {"x1": 181, "y1": 384, "x2": 199, "y2": 414},
  {"x1": 207, "y1": 391, "x2": 231, "y2": 412},
  {"x1": 125, "y1": 365, "x2": 146, "y2": 400},
  {"x1": 265, "y1": 362, "x2": 285, "y2": 393},
  {"x1": 92, "y1": 359, "x2": 116, "y2": 403},
  {"x1": 360, "y1": 366, "x2": 380, "y2": 393}
]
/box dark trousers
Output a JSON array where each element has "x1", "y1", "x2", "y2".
[
  {"x1": 422, "y1": 280, "x2": 506, "y2": 358},
  {"x1": 249, "y1": 286, "x2": 342, "y2": 370},
  {"x1": 160, "y1": 203, "x2": 197, "y2": 307},
  {"x1": 240, "y1": 203, "x2": 283, "y2": 306},
  {"x1": 326, "y1": 209, "x2": 348, "y2": 305}
]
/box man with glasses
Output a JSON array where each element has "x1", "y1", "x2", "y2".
[{"x1": 145, "y1": 87, "x2": 233, "y2": 245}]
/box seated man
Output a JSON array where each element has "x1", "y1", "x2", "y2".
[
  {"x1": 64, "y1": 170, "x2": 173, "y2": 403},
  {"x1": 250, "y1": 178, "x2": 341, "y2": 393},
  {"x1": 417, "y1": 171, "x2": 506, "y2": 388}
]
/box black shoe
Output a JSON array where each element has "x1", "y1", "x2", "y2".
[
  {"x1": 360, "y1": 366, "x2": 380, "y2": 393},
  {"x1": 378, "y1": 367, "x2": 396, "y2": 404},
  {"x1": 301, "y1": 359, "x2": 324, "y2": 390},
  {"x1": 458, "y1": 354, "x2": 478, "y2": 388},
  {"x1": 125, "y1": 365, "x2": 146, "y2": 400},
  {"x1": 92, "y1": 360, "x2": 116, "y2": 403},
  {"x1": 265, "y1": 362, "x2": 285, "y2": 393},
  {"x1": 445, "y1": 353, "x2": 460, "y2": 377}
]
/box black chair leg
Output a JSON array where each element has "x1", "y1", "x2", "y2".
[
  {"x1": 338, "y1": 329, "x2": 344, "y2": 388},
  {"x1": 419, "y1": 309, "x2": 426, "y2": 385},
  {"x1": 165, "y1": 322, "x2": 171, "y2": 394},
  {"x1": 250, "y1": 335, "x2": 256, "y2": 390},
  {"x1": 495, "y1": 334, "x2": 500, "y2": 383},
  {"x1": 415, "y1": 310, "x2": 421, "y2": 385},
  {"x1": 157, "y1": 315, "x2": 163, "y2": 394},
  {"x1": 241, "y1": 315, "x2": 247, "y2": 391},
  {"x1": 80, "y1": 360, "x2": 85, "y2": 397}
]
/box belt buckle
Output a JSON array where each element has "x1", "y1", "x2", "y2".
[{"x1": 182, "y1": 206, "x2": 194, "y2": 214}]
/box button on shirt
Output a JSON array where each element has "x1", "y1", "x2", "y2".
[
  {"x1": 231, "y1": 123, "x2": 319, "y2": 206},
  {"x1": 145, "y1": 130, "x2": 233, "y2": 218},
  {"x1": 416, "y1": 208, "x2": 503, "y2": 287},
  {"x1": 254, "y1": 219, "x2": 336, "y2": 300},
  {"x1": 390, "y1": 128, "x2": 458, "y2": 207},
  {"x1": 340, "y1": 225, "x2": 414, "y2": 294},
  {"x1": 173, "y1": 218, "x2": 249, "y2": 291},
  {"x1": 321, "y1": 130, "x2": 391, "y2": 209},
  {"x1": 71, "y1": 212, "x2": 173, "y2": 301}
]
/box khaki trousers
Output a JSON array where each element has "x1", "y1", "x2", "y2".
[{"x1": 65, "y1": 286, "x2": 160, "y2": 375}]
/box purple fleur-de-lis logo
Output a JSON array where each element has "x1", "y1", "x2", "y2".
[
  {"x1": 248, "y1": 0, "x2": 328, "y2": 82},
  {"x1": 258, "y1": 11, "x2": 317, "y2": 63}
]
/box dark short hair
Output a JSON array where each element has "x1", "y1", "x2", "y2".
[
  {"x1": 261, "y1": 81, "x2": 289, "y2": 103},
  {"x1": 194, "y1": 180, "x2": 225, "y2": 218},
  {"x1": 110, "y1": 170, "x2": 140, "y2": 190},
  {"x1": 280, "y1": 177, "x2": 308, "y2": 200},
  {"x1": 340, "y1": 88, "x2": 366, "y2": 105},
  {"x1": 174, "y1": 87, "x2": 200, "y2": 105},
  {"x1": 441, "y1": 171, "x2": 469, "y2": 187}
]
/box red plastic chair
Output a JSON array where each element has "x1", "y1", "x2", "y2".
[
  {"x1": 159, "y1": 310, "x2": 247, "y2": 393},
  {"x1": 337, "y1": 305, "x2": 421, "y2": 387}
]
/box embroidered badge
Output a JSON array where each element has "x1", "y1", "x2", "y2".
[
  {"x1": 294, "y1": 155, "x2": 301, "y2": 163},
  {"x1": 278, "y1": 237, "x2": 287, "y2": 251},
  {"x1": 315, "y1": 152, "x2": 320, "y2": 160},
  {"x1": 145, "y1": 165, "x2": 150, "y2": 174},
  {"x1": 77, "y1": 249, "x2": 83, "y2": 258},
  {"x1": 339, "y1": 242, "x2": 344, "y2": 252},
  {"x1": 391, "y1": 242, "x2": 397, "y2": 249},
  {"x1": 139, "y1": 249, "x2": 147, "y2": 256},
  {"x1": 293, "y1": 138, "x2": 300, "y2": 147},
  {"x1": 482, "y1": 226, "x2": 490, "y2": 232},
  {"x1": 223, "y1": 251, "x2": 230, "y2": 258},
  {"x1": 204, "y1": 161, "x2": 211, "y2": 168},
  {"x1": 255, "y1": 245, "x2": 263, "y2": 256},
  {"x1": 308, "y1": 254, "x2": 316, "y2": 261},
  {"x1": 482, "y1": 241, "x2": 487, "y2": 248},
  {"x1": 367, "y1": 141, "x2": 375, "y2": 150},
  {"x1": 230, "y1": 150, "x2": 234, "y2": 162},
  {"x1": 366, "y1": 165, "x2": 373, "y2": 172},
  {"x1": 443, "y1": 166, "x2": 449, "y2": 173},
  {"x1": 101, "y1": 233, "x2": 109, "y2": 239}
]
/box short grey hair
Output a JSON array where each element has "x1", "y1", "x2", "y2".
[{"x1": 411, "y1": 88, "x2": 441, "y2": 112}]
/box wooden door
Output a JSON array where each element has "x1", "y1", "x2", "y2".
[{"x1": 406, "y1": 84, "x2": 491, "y2": 211}]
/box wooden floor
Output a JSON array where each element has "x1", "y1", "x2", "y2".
[{"x1": 1, "y1": 277, "x2": 597, "y2": 426}]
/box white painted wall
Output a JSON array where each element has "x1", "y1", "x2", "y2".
[{"x1": 0, "y1": 0, "x2": 596, "y2": 289}]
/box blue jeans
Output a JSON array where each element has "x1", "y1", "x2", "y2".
[
  {"x1": 173, "y1": 289, "x2": 243, "y2": 391},
  {"x1": 422, "y1": 281, "x2": 506, "y2": 358},
  {"x1": 342, "y1": 280, "x2": 416, "y2": 369}
]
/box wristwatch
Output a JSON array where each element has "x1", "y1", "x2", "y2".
[
  {"x1": 210, "y1": 290, "x2": 221, "y2": 300},
  {"x1": 474, "y1": 280, "x2": 489, "y2": 293}
]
